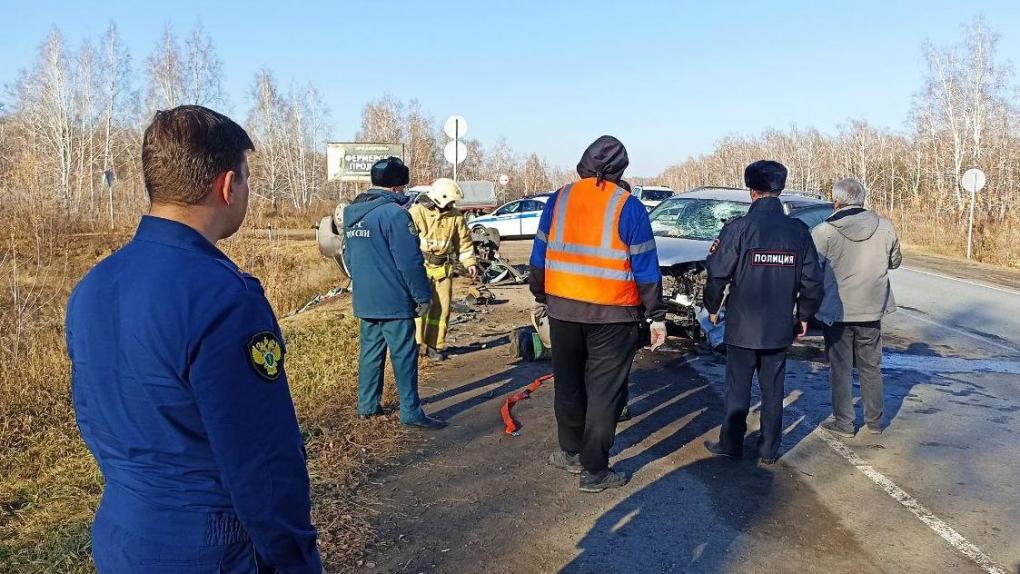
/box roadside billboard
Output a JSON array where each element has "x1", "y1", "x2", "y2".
[{"x1": 326, "y1": 142, "x2": 405, "y2": 182}]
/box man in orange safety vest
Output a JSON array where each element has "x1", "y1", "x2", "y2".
[{"x1": 528, "y1": 135, "x2": 667, "y2": 493}]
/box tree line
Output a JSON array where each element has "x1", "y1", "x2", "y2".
[
  {"x1": 353, "y1": 94, "x2": 572, "y2": 202},
  {"x1": 0, "y1": 22, "x2": 338, "y2": 225},
  {"x1": 0, "y1": 22, "x2": 568, "y2": 228},
  {"x1": 656, "y1": 20, "x2": 1017, "y2": 238},
  {"x1": 2, "y1": 18, "x2": 1018, "y2": 264}
]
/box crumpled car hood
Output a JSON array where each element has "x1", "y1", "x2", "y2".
[{"x1": 654, "y1": 236, "x2": 713, "y2": 267}]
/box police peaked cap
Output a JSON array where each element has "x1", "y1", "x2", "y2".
[
  {"x1": 371, "y1": 156, "x2": 410, "y2": 187},
  {"x1": 744, "y1": 160, "x2": 788, "y2": 194}
]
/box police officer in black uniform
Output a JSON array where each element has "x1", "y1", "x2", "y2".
[{"x1": 703, "y1": 160, "x2": 823, "y2": 464}]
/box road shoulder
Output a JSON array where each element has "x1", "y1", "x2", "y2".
[{"x1": 902, "y1": 247, "x2": 1020, "y2": 292}]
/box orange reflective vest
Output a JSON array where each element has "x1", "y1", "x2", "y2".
[{"x1": 542, "y1": 178, "x2": 641, "y2": 306}]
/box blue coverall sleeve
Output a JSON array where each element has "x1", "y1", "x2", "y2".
[
  {"x1": 528, "y1": 192, "x2": 557, "y2": 302},
  {"x1": 387, "y1": 210, "x2": 431, "y2": 305},
  {"x1": 703, "y1": 222, "x2": 740, "y2": 315},
  {"x1": 619, "y1": 197, "x2": 661, "y2": 285},
  {"x1": 190, "y1": 291, "x2": 322, "y2": 574},
  {"x1": 619, "y1": 197, "x2": 666, "y2": 320}
]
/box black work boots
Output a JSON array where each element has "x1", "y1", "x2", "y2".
[
  {"x1": 548, "y1": 450, "x2": 582, "y2": 474},
  {"x1": 549, "y1": 450, "x2": 629, "y2": 492},
  {"x1": 579, "y1": 469, "x2": 628, "y2": 493},
  {"x1": 403, "y1": 415, "x2": 448, "y2": 430}
]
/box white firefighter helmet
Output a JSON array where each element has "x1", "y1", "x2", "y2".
[
  {"x1": 426, "y1": 178, "x2": 463, "y2": 209},
  {"x1": 531, "y1": 311, "x2": 552, "y2": 349}
]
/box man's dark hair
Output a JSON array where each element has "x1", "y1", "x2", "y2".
[{"x1": 142, "y1": 105, "x2": 255, "y2": 205}]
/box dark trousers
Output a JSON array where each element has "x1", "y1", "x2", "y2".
[
  {"x1": 357, "y1": 318, "x2": 425, "y2": 423},
  {"x1": 823, "y1": 321, "x2": 884, "y2": 429},
  {"x1": 550, "y1": 318, "x2": 641, "y2": 472},
  {"x1": 718, "y1": 345, "x2": 788, "y2": 460}
]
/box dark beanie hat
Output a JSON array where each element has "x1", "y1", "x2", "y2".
[
  {"x1": 577, "y1": 135, "x2": 629, "y2": 185},
  {"x1": 744, "y1": 160, "x2": 787, "y2": 194},
  {"x1": 371, "y1": 156, "x2": 410, "y2": 188}
]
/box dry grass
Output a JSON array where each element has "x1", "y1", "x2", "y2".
[
  {"x1": 891, "y1": 210, "x2": 1020, "y2": 268},
  {"x1": 0, "y1": 218, "x2": 412, "y2": 573},
  {"x1": 282, "y1": 304, "x2": 411, "y2": 570}
]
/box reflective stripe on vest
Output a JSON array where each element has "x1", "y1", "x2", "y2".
[{"x1": 544, "y1": 179, "x2": 641, "y2": 306}]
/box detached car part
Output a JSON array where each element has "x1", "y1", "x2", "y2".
[
  {"x1": 315, "y1": 199, "x2": 352, "y2": 281},
  {"x1": 464, "y1": 226, "x2": 529, "y2": 286}
]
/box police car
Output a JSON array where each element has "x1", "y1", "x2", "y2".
[
  {"x1": 468, "y1": 195, "x2": 551, "y2": 239},
  {"x1": 649, "y1": 186, "x2": 832, "y2": 336}
]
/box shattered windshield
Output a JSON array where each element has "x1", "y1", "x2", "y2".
[{"x1": 650, "y1": 198, "x2": 749, "y2": 241}]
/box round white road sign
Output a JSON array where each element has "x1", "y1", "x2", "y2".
[
  {"x1": 444, "y1": 115, "x2": 468, "y2": 140},
  {"x1": 444, "y1": 140, "x2": 468, "y2": 165},
  {"x1": 961, "y1": 168, "x2": 987, "y2": 194},
  {"x1": 498, "y1": 174, "x2": 510, "y2": 186}
]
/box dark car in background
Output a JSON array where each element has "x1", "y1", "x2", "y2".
[{"x1": 650, "y1": 186, "x2": 832, "y2": 336}]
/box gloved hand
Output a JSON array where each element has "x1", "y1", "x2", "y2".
[
  {"x1": 649, "y1": 321, "x2": 667, "y2": 351},
  {"x1": 532, "y1": 302, "x2": 548, "y2": 320},
  {"x1": 416, "y1": 301, "x2": 431, "y2": 318}
]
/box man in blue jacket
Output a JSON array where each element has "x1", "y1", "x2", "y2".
[
  {"x1": 343, "y1": 158, "x2": 446, "y2": 429},
  {"x1": 67, "y1": 106, "x2": 321, "y2": 572}
]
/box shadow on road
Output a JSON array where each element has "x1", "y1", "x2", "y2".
[
  {"x1": 424, "y1": 361, "x2": 545, "y2": 421},
  {"x1": 364, "y1": 297, "x2": 1020, "y2": 573},
  {"x1": 561, "y1": 456, "x2": 777, "y2": 573},
  {"x1": 445, "y1": 334, "x2": 511, "y2": 360}
]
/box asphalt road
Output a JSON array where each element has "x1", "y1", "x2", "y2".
[{"x1": 361, "y1": 245, "x2": 1020, "y2": 574}]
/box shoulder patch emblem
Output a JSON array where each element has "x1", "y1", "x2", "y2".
[
  {"x1": 409, "y1": 221, "x2": 420, "y2": 236},
  {"x1": 709, "y1": 238, "x2": 720, "y2": 254},
  {"x1": 248, "y1": 331, "x2": 285, "y2": 382}
]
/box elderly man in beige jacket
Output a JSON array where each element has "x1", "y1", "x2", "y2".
[{"x1": 812, "y1": 177, "x2": 902, "y2": 438}]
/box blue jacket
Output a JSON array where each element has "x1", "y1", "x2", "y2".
[
  {"x1": 66, "y1": 216, "x2": 321, "y2": 573},
  {"x1": 343, "y1": 189, "x2": 431, "y2": 319},
  {"x1": 703, "y1": 196, "x2": 823, "y2": 349},
  {"x1": 529, "y1": 181, "x2": 666, "y2": 323}
]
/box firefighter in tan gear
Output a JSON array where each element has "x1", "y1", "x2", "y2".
[{"x1": 408, "y1": 178, "x2": 478, "y2": 361}]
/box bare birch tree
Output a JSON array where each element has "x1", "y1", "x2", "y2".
[
  {"x1": 182, "y1": 25, "x2": 225, "y2": 107},
  {"x1": 145, "y1": 24, "x2": 183, "y2": 113}
]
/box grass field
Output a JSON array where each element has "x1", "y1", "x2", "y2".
[{"x1": 0, "y1": 222, "x2": 411, "y2": 573}]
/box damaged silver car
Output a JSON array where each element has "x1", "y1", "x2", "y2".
[{"x1": 653, "y1": 187, "x2": 832, "y2": 338}]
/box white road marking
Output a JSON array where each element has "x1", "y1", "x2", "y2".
[
  {"x1": 817, "y1": 429, "x2": 1008, "y2": 574},
  {"x1": 897, "y1": 308, "x2": 1019, "y2": 355},
  {"x1": 900, "y1": 266, "x2": 1020, "y2": 297}
]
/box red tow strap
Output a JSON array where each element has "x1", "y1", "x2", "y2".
[{"x1": 501, "y1": 374, "x2": 554, "y2": 436}]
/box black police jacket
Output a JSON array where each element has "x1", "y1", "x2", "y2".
[{"x1": 703, "y1": 196, "x2": 823, "y2": 350}]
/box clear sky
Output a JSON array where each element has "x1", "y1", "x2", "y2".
[{"x1": 2, "y1": 0, "x2": 1020, "y2": 176}]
